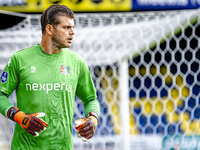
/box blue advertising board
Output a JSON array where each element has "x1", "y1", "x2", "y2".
[{"x1": 132, "y1": 0, "x2": 200, "y2": 10}]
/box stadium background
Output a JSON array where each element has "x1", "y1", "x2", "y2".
[{"x1": 0, "y1": 0, "x2": 200, "y2": 150}]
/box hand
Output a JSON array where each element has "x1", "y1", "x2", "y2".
[
  {"x1": 7, "y1": 107, "x2": 48, "y2": 137},
  {"x1": 75, "y1": 116, "x2": 97, "y2": 141}
]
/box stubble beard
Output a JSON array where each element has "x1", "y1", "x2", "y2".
[{"x1": 52, "y1": 34, "x2": 70, "y2": 50}]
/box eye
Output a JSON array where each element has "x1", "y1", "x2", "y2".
[{"x1": 65, "y1": 26, "x2": 74, "y2": 29}]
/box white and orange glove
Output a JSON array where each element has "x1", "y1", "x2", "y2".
[
  {"x1": 7, "y1": 107, "x2": 48, "y2": 137},
  {"x1": 75, "y1": 112, "x2": 98, "y2": 142}
]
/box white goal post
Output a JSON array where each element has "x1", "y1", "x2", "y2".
[{"x1": 0, "y1": 9, "x2": 200, "y2": 150}]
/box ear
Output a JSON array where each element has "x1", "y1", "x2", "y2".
[{"x1": 45, "y1": 24, "x2": 54, "y2": 36}]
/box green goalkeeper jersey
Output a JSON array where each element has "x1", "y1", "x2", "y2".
[{"x1": 0, "y1": 44, "x2": 100, "y2": 150}]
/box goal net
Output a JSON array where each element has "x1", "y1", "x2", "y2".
[{"x1": 0, "y1": 9, "x2": 200, "y2": 150}]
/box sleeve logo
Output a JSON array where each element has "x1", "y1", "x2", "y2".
[
  {"x1": 1, "y1": 71, "x2": 8, "y2": 83},
  {"x1": 7, "y1": 59, "x2": 11, "y2": 66}
]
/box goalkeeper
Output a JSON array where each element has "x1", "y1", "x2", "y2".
[{"x1": 0, "y1": 4, "x2": 100, "y2": 150}]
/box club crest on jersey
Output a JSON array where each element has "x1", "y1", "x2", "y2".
[
  {"x1": 60, "y1": 65, "x2": 70, "y2": 75},
  {"x1": 1, "y1": 71, "x2": 8, "y2": 83}
]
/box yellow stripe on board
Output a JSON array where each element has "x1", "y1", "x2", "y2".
[{"x1": 0, "y1": 0, "x2": 132, "y2": 12}]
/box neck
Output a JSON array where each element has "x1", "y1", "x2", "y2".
[{"x1": 40, "y1": 35, "x2": 62, "y2": 54}]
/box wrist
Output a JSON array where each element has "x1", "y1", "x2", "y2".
[
  {"x1": 86, "y1": 111, "x2": 98, "y2": 121},
  {"x1": 87, "y1": 111, "x2": 99, "y2": 128},
  {"x1": 7, "y1": 107, "x2": 20, "y2": 121}
]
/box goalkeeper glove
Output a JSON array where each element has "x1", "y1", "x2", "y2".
[
  {"x1": 75, "y1": 111, "x2": 98, "y2": 141},
  {"x1": 75, "y1": 118, "x2": 88, "y2": 142},
  {"x1": 7, "y1": 107, "x2": 48, "y2": 137}
]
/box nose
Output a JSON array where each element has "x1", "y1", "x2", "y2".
[{"x1": 70, "y1": 28, "x2": 75, "y2": 35}]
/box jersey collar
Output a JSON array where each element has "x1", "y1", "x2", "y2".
[{"x1": 36, "y1": 44, "x2": 64, "y2": 57}]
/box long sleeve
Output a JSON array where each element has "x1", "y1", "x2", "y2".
[
  {"x1": 75, "y1": 60, "x2": 100, "y2": 117},
  {"x1": 84, "y1": 98, "x2": 100, "y2": 117},
  {"x1": 0, "y1": 91, "x2": 14, "y2": 117},
  {"x1": 0, "y1": 54, "x2": 19, "y2": 117}
]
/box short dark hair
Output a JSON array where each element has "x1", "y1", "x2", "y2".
[{"x1": 41, "y1": 4, "x2": 74, "y2": 34}]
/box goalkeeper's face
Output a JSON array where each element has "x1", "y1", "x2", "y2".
[{"x1": 52, "y1": 16, "x2": 75, "y2": 48}]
